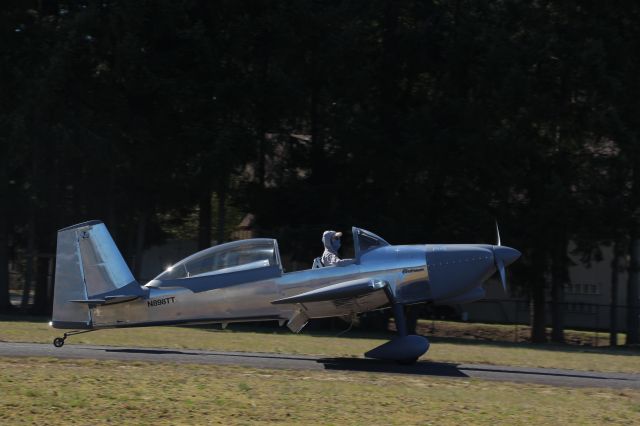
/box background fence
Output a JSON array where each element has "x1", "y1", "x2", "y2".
[{"x1": 459, "y1": 299, "x2": 630, "y2": 346}]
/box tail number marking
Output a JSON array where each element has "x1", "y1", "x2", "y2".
[{"x1": 147, "y1": 297, "x2": 176, "y2": 308}]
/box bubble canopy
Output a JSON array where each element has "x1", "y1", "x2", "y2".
[{"x1": 154, "y1": 239, "x2": 281, "y2": 280}]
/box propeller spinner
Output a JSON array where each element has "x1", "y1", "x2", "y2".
[{"x1": 492, "y1": 222, "x2": 521, "y2": 293}]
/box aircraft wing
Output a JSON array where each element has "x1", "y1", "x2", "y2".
[
  {"x1": 69, "y1": 295, "x2": 140, "y2": 305},
  {"x1": 271, "y1": 278, "x2": 389, "y2": 305}
]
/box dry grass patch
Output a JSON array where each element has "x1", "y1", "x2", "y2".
[{"x1": 0, "y1": 357, "x2": 639, "y2": 425}]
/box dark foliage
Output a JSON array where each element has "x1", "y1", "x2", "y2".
[{"x1": 1, "y1": 1, "x2": 639, "y2": 342}]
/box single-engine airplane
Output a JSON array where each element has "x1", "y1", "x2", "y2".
[{"x1": 50, "y1": 220, "x2": 520, "y2": 363}]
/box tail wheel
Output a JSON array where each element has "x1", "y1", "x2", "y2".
[{"x1": 53, "y1": 337, "x2": 65, "y2": 348}]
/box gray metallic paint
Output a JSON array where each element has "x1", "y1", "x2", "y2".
[{"x1": 51, "y1": 222, "x2": 520, "y2": 342}]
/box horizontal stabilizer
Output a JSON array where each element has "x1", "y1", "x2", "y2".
[
  {"x1": 69, "y1": 295, "x2": 140, "y2": 306},
  {"x1": 272, "y1": 278, "x2": 388, "y2": 305}
]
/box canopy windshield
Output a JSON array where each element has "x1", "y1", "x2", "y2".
[
  {"x1": 155, "y1": 239, "x2": 280, "y2": 280},
  {"x1": 352, "y1": 227, "x2": 389, "y2": 260}
]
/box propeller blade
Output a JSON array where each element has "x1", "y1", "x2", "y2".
[
  {"x1": 496, "y1": 256, "x2": 507, "y2": 293},
  {"x1": 492, "y1": 223, "x2": 519, "y2": 295}
]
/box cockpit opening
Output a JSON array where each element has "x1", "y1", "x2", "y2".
[{"x1": 312, "y1": 227, "x2": 389, "y2": 268}]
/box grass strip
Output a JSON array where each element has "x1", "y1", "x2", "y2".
[{"x1": 1, "y1": 357, "x2": 639, "y2": 425}]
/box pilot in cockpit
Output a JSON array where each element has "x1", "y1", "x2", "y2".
[{"x1": 321, "y1": 230, "x2": 343, "y2": 266}]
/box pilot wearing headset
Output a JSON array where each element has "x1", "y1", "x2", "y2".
[{"x1": 321, "y1": 230, "x2": 343, "y2": 266}]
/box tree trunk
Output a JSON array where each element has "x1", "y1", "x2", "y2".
[
  {"x1": 626, "y1": 146, "x2": 640, "y2": 345},
  {"x1": 610, "y1": 241, "x2": 621, "y2": 346},
  {"x1": 0, "y1": 215, "x2": 9, "y2": 311},
  {"x1": 198, "y1": 185, "x2": 212, "y2": 250},
  {"x1": 309, "y1": 70, "x2": 322, "y2": 180},
  {"x1": 0, "y1": 154, "x2": 10, "y2": 311},
  {"x1": 32, "y1": 255, "x2": 51, "y2": 314},
  {"x1": 377, "y1": 0, "x2": 400, "y2": 193},
  {"x1": 216, "y1": 182, "x2": 227, "y2": 244},
  {"x1": 256, "y1": 27, "x2": 272, "y2": 188},
  {"x1": 380, "y1": 0, "x2": 399, "y2": 128},
  {"x1": 307, "y1": 35, "x2": 325, "y2": 186},
  {"x1": 530, "y1": 249, "x2": 547, "y2": 343},
  {"x1": 550, "y1": 237, "x2": 567, "y2": 343},
  {"x1": 22, "y1": 210, "x2": 36, "y2": 310},
  {"x1": 107, "y1": 154, "x2": 117, "y2": 231},
  {"x1": 550, "y1": 278, "x2": 564, "y2": 343},
  {"x1": 257, "y1": 132, "x2": 267, "y2": 188},
  {"x1": 23, "y1": 121, "x2": 40, "y2": 310},
  {"x1": 132, "y1": 213, "x2": 147, "y2": 280},
  {"x1": 32, "y1": 148, "x2": 56, "y2": 315},
  {"x1": 626, "y1": 236, "x2": 640, "y2": 345}
]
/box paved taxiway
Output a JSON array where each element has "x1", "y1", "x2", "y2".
[{"x1": 0, "y1": 342, "x2": 638, "y2": 389}]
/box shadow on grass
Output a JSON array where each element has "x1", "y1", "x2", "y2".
[
  {"x1": 455, "y1": 365, "x2": 624, "y2": 381},
  {"x1": 100, "y1": 345, "x2": 469, "y2": 378},
  {"x1": 319, "y1": 358, "x2": 469, "y2": 377},
  {"x1": 102, "y1": 347, "x2": 317, "y2": 362},
  {"x1": 318, "y1": 358, "x2": 631, "y2": 382},
  {"x1": 104, "y1": 348, "x2": 202, "y2": 356}
]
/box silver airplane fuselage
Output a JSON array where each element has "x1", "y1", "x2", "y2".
[
  {"x1": 93, "y1": 245, "x2": 501, "y2": 327},
  {"x1": 50, "y1": 221, "x2": 520, "y2": 361}
]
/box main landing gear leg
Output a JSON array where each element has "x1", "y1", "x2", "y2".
[
  {"x1": 364, "y1": 288, "x2": 430, "y2": 364},
  {"x1": 53, "y1": 329, "x2": 95, "y2": 348},
  {"x1": 391, "y1": 302, "x2": 408, "y2": 337}
]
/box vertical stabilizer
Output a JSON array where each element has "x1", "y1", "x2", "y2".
[{"x1": 52, "y1": 220, "x2": 135, "y2": 329}]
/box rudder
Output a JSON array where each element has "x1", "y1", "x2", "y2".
[{"x1": 51, "y1": 220, "x2": 136, "y2": 329}]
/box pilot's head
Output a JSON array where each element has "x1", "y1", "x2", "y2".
[{"x1": 322, "y1": 230, "x2": 342, "y2": 252}]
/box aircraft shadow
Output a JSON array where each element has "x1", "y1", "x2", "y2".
[
  {"x1": 458, "y1": 366, "x2": 626, "y2": 381},
  {"x1": 94, "y1": 348, "x2": 634, "y2": 383},
  {"x1": 317, "y1": 358, "x2": 633, "y2": 382},
  {"x1": 317, "y1": 358, "x2": 469, "y2": 377},
  {"x1": 103, "y1": 348, "x2": 202, "y2": 356},
  {"x1": 102, "y1": 347, "x2": 318, "y2": 362},
  {"x1": 100, "y1": 347, "x2": 467, "y2": 376}
]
